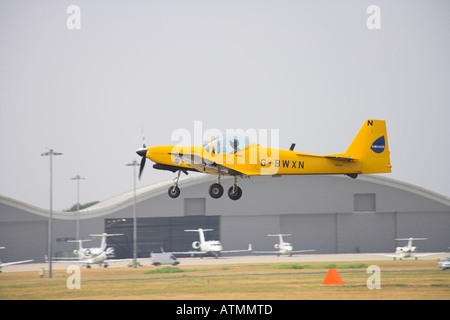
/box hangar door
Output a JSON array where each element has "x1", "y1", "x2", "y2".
[{"x1": 105, "y1": 216, "x2": 220, "y2": 259}]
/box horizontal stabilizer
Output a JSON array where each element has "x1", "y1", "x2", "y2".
[{"x1": 324, "y1": 155, "x2": 355, "y2": 162}]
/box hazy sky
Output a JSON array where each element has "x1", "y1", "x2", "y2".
[{"x1": 0, "y1": 0, "x2": 449, "y2": 211}]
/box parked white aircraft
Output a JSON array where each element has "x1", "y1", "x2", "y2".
[
  {"x1": 253, "y1": 234, "x2": 315, "y2": 257},
  {"x1": 171, "y1": 228, "x2": 251, "y2": 258},
  {"x1": 53, "y1": 233, "x2": 130, "y2": 268},
  {"x1": 0, "y1": 247, "x2": 33, "y2": 272},
  {"x1": 382, "y1": 237, "x2": 443, "y2": 260}
]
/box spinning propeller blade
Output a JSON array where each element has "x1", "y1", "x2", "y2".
[{"x1": 136, "y1": 144, "x2": 148, "y2": 179}]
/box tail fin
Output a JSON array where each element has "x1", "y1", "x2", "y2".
[
  {"x1": 345, "y1": 119, "x2": 391, "y2": 174},
  {"x1": 90, "y1": 233, "x2": 123, "y2": 250}
]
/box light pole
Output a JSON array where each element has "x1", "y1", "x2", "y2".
[
  {"x1": 70, "y1": 175, "x2": 85, "y2": 240},
  {"x1": 41, "y1": 149, "x2": 63, "y2": 278},
  {"x1": 126, "y1": 160, "x2": 139, "y2": 268}
]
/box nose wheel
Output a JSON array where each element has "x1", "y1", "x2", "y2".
[
  {"x1": 168, "y1": 185, "x2": 181, "y2": 198},
  {"x1": 168, "y1": 171, "x2": 181, "y2": 198}
]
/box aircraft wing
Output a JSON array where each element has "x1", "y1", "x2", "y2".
[
  {"x1": 169, "y1": 251, "x2": 208, "y2": 256},
  {"x1": 162, "y1": 247, "x2": 252, "y2": 256},
  {"x1": 51, "y1": 258, "x2": 94, "y2": 264},
  {"x1": 252, "y1": 250, "x2": 287, "y2": 254},
  {"x1": 48, "y1": 256, "x2": 88, "y2": 263},
  {"x1": 413, "y1": 252, "x2": 445, "y2": 257},
  {"x1": 221, "y1": 245, "x2": 253, "y2": 254},
  {"x1": 381, "y1": 254, "x2": 400, "y2": 258},
  {"x1": 252, "y1": 251, "x2": 279, "y2": 254},
  {"x1": 51, "y1": 258, "x2": 134, "y2": 264},
  {"x1": 169, "y1": 152, "x2": 249, "y2": 176},
  {"x1": 367, "y1": 253, "x2": 400, "y2": 258},
  {"x1": 368, "y1": 252, "x2": 445, "y2": 259},
  {"x1": 0, "y1": 260, "x2": 33, "y2": 267},
  {"x1": 169, "y1": 152, "x2": 215, "y2": 173},
  {"x1": 104, "y1": 258, "x2": 134, "y2": 263},
  {"x1": 291, "y1": 250, "x2": 315, "y2": 253},
  {"x1": 253, "y1": 249, "x2": 314, "y2": 255}
]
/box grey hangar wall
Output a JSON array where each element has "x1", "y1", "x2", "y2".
[{"x1": 1, "y1": 174, "x2": 449, "y2": 263}]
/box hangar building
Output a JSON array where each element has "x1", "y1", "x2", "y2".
[{"x1": 1, "y1": 174, "x2": 449, "y2": 263}]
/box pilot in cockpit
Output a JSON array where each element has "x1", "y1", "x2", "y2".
[{"x1": 229, "y1": 138, "x2": 240, "y2": 153}]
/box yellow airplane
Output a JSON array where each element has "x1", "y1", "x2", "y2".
[{"x1": 136, "y1": 119, "x2": 391, "y2": 200}]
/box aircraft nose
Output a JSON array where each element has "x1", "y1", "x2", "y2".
[
  {"x1": 136, "y1": 145, "x2": 180, "y2": 172},
  {"x1": 136, "y1": 146, "x2": 163, "y2": 159},
  {"x1": 144, "y1": 146, "x2": 161, "y2": 161},
  {"x1": 136, "y1": 147, "x2": 147, "y2": 157}
]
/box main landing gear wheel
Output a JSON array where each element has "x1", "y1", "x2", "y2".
[
  {"x1": 209, "y1": 183, "x2": 224, "y2": 199},
  {"x1": 228, "y1": 186, "x2": 242, "y2": 200},
  {"x1": 168, "y1": 186, "x2": 180, "y2": 198}
]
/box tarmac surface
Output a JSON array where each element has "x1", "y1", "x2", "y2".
[{"x1": 2, "y1": 252, "x2": 448, "y2": 273}]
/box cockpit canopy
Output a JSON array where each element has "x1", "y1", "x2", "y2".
[{"x1": 203, "y1": 136, "x2": 255, "y2": 154}]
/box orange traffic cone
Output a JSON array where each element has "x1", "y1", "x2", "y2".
[{"x1": 322, "y1": 268, "x2": 344, "y2": 285}]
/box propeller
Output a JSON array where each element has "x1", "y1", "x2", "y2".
[
  {"x1": 136, "y1": 127, "x2": 148, "y2": 179},
  {"x1": 136, "y1": 144, "x2": 148, "y2": 179}
]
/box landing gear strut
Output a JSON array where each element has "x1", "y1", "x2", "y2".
[
  {"x1": 168, "y1": 171, "x2": 181, "y2": 198},
  {"x1": 169, "y1": 171, "x2": 243, "y2": 200},
  {"x1": 227, "y1": 176, "x2": 242, "y2": 201}
]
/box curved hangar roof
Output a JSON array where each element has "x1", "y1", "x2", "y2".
[{"x1": 1, "y1": 174, "x2": 449, "y2": 219}]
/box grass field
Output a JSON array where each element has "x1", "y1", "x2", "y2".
[{"x1": 1, "y1": 260, "x2": 449, "y2": 300}]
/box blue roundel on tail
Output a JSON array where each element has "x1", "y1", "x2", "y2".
[{"x1": 371, "y1": 136, "x2": 385, "y2": 153}]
